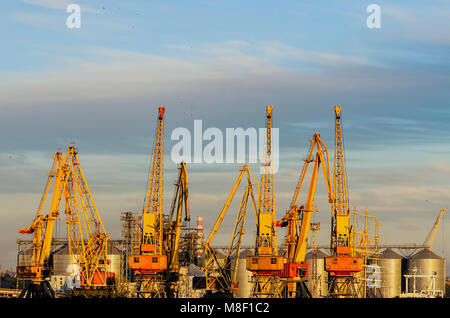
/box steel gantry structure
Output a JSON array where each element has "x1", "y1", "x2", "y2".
[
  {"x1": 246, "y1": 105, "x2": 284, "y2": 298},
  {"x1": 17, "y1": 145, "x2": 114, "y2": 298},
  {"x1": 194, "y1": 164, "x2": 258, "y2": 297},
  {"x1": 276, "y1": 132, "x2": 333, "y2": 298},
  {"x1": 129, "y1": 107, "x2": 190, "y2": 298},
  {"x1": 129, "y1": 106, "x2": 167, "y2": 297},
  {"x1": 325, "y1": 106, "x2": 363, "y2": 298},
  {"x1": 164, "y1": 161, "x2": 190, "y2": 295}
]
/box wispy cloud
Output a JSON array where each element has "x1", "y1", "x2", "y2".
[
  {"x1": 431, "y1": 161, "x2": 450, "y2": 174},
  {"x1": 384, "y1": 5, "x2": 450, "y2": 45},
  {"x1": 22, "y1": 0, "x2": 99, "y2": 13}
]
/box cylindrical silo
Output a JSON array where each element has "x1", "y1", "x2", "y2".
[
  {"x1": 107, "y1": 243, "x2": 122, "y2": 283},
  {"x1": 52, "y1": 245, "x2": 74, "y2": 275},
  {"x1": 234, "y1": 249, "x2": 253, "y2": 298},
  {"x1": 406, "y1": 248, "x2": 446, "y2": 297},
  {"x1": 17, "y1": 249, "x2": 32, "y2": 267},
  {"x1": 305, "y1": 249, "x2": 329, "y2": 298},
  {"x1": 378, "y1": 248, "x2": 402, "y2": 298},
  {"x1": 50, "y1": 245, "x2": 77, "y2": 291}
]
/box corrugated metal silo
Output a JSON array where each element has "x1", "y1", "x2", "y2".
[
  {"x1": 234, "y1": 249, "x2": 253, "y2": 298},
  {"x1": 378, "y1": 248, "x2": 402, "y2": 298},
  {"x1": 406, "y1": 248, "x2": 446, "y2": 297},
  {"x1": 305, "y1": 249, "x2": 329, "y2": 298},
  {"x1": 52, "y1": 245, "x2": 76, "y2": 275},
  {"x1": 107, "y1": 243, "x2": 122, "y2": 283}
]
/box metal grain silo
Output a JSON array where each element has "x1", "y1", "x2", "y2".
[
  {"x1": 305, "y1": 249, "x2": 329, "y2": 298},
  {"x1": 234, "y1": 249, "x2": 253, "y2": 298},
  {"x1": 378, "y1": 248, "x2": 402, "y2": 298},
  {"x1": 406, "y1": 248, "x2": 446, "y2": 297},
  {"x1": 17, "y1": 248, "x2": 32, "y2": 267},
  {"x1": 107, "y1": 243, "x2": 122, "y2": 283},
  {"x1": 52, "y1": 245, "x2": 75, "y2": 275}
]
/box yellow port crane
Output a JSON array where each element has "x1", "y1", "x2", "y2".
[
  {"x1": 64, "y1": 146, "x2": 113, "y2": 294},
  {"x1": 164, "y1": 161, "x2": 190, "y2": 295},
  {"x1": 193, "y1": 164, "x2": 258, "y2": 297},
  {"x1": 17, "y1": 150, "x2": 68, "y2": 297},
  {"x1": 129, "y1": 107, "x2": 189, "y2": 298},
  {"x1": 129, "y1": 106, "x2": 168, "y2": 298},
  {"x1": 246, "y1": 105, "x2": 284, "y2": 298},
  {"x1": 275, "y1": 133, "x2": 333, "y2": 298},
  {"x1": 17, "y1": 145, "x2": 113, "y2": 297},
  {"x1": 325, "y1": 106, "x2": 363, "y2": 298}
]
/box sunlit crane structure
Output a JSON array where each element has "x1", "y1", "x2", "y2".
[
  {"x1": 246, "y1": 105, "x2": 284, "y2": 298},
  {"x1": 17, "y1": 145, "x2": 113, "y2": 297},
  {"x1": 129, "y1": 106, "x2": 168, "y2": 298},
  {"x1": 17, "y1": 150, "x2": 67, "y2": 298},
  {"x1": 194, "y1": 164, "x2": 258, "y2": 297},
  {"x1": 325, "y1": 106, "x2": 363, "y2": 298},
  {"x1": 129, "y1": 107, "x2": 189, "y2": 298},
  {"x1": 423, "y1": 208, "x2": 447, "y2": 249},
  {"x1": 164, "y1": 161, "x2": 190, "y2": 296},
  {"x1": 276, "y1": 133, "x2": 333, "y2": 298}
]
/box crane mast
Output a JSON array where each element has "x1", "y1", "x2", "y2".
[
  {"x1": 325, "y1": 106, "x2": 362, "y2": 298},
  {"x1": 332, "y1": 105, "x2": 350, "y2": 255},
  {"x1": 130, "y1": 106, "x2": 168, "y2": 298},
  {"x1": 246, "y1": 105, "x2": 284, "y2": 298},
  {"x1": 144, "y1": 106, "x2": 165, "y2": 256},
  {"x1": 259, "y1": 105, "x2": 277, "y2": 256}
]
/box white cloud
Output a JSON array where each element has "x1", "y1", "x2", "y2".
[
  {"x1": 0, "y1": 39, "x2": 415, "y2": 111},
  {"x1": 259, "y1": 40, "x2": 375, "y2": 67}
]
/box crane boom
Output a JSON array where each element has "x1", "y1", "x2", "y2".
[
  {"x1": 274, "y1": 133, "x2": 332, "y2": 298},
  {"x1": 424, "y1": 208, "x2": 447, "y2": 249},
  {"x1": 293, "y1": 134, "x2": 333, "y2": 264},
  {"x1": 166, "y1": 161, "x2": 190, "y2": 273},
  {"x1": 194, "y1": 164, "x2": 258, "y2": 295}
]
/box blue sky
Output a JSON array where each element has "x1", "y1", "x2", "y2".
[{"x1": 1, "y1": 0, "x2": 450, "y2": 271}]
